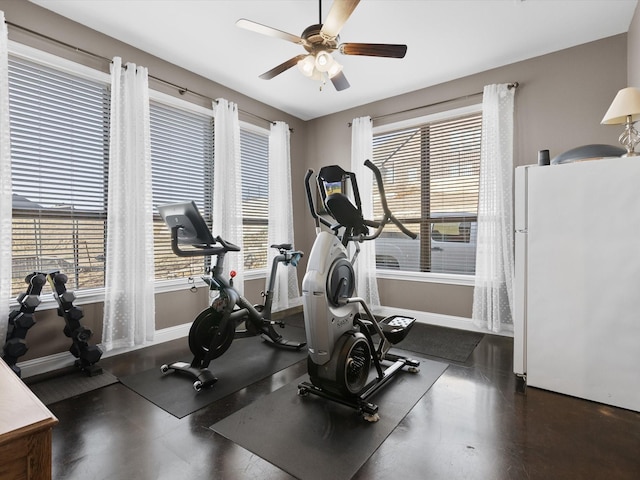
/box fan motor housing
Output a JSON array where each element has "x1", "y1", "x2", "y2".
[{"x1": 302, "y1": 24, "x2": 339, "y2": 52}]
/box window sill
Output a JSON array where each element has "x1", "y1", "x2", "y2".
[
  {"x1": 376, "y1": 269, "x2": 476, "y2": 286},
  {"x1": 9, "y1": 271, "x2": 268, "y2": 311}
]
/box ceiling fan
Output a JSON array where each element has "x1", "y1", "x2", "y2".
[{"x1": 236, "y1": 0, "x2": 407, "y2": 91}]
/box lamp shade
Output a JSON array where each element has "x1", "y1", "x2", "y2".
[
  {"x1": 297, "y1": 55, "x2": 315, "y2": 77},
  {"x1": 601, "y1": 87, "x2": 640, "y2": 124},
  {"x1": 315, "y1": 51, "x2": 333, "y2": 72}
]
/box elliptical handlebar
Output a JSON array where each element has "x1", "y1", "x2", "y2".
[
  {"x1": 304, "y1": 161, "x2": 417, "y2": 242},
  {"x1": 364, "y1": 160, "x2": 417, "y2": 240}
]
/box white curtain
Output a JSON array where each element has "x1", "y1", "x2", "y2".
[
  {"x1": 102, "y1": 57, "x2": 155, "y2": 351},
  {"x1": 213, "y1": 98, "x2": 244, "y2": 294},
  {"x1": 267, "y1": 121, "x2": 301, "y2": 311},
  {"x1": 350, "y1": 116, "x2": 380, "y2": 308},
  {"x1": 472, "y1": 84, "x2": 515, "y2": 333},
  {"x1": 0, "y1": 11, "x2": 11, "y2": 346}
]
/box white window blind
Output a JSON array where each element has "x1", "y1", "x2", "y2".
[
  {"x1": 240, "y1": 128, "x2": 269, "y2": 270},
  {"x1": 150, "y1": 101, "x2": 270, "y2": 276},
  {"x1": 150, "y1": 101, "x2": 214, "y2": 281},
  {"x1": 372, "y1": 111, "x2": 482, "y2": 275},
  {"x1": 8, "y1": 49, "x2": 270, "y2": 299},
  {"x1": 8, "y1": 55, "x2": 110, "y2": 295}
]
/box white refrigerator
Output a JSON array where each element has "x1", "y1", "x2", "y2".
[{"x1": 514, "y1": 157, "x2": 640, "y2": 412}]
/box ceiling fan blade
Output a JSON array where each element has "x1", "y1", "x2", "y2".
[
  {"x1": 236, "y1": 18, "x2": 305, "y2": 45},
  {"x1": 331, "y1": 71, "x2": 350, "y2": 91},
  {"x1": 339, "y1": 43, "x2": 407, "y2": 58},
  {"x1": 321, "y1": 0, "x2": 360, "y2": 40},
  {"x1": 259, "y1": 55, "x2": 309, "y2": 80}
]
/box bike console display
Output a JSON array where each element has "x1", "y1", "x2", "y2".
[{"x1": 158, "y1": 201, "x2": 215, "y2": 247}]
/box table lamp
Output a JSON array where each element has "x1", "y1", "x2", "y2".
[{"x1": 601, "y1": 87, "x2": 640, "y2": 156}]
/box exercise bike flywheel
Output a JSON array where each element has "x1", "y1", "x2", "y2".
[
  {"x1": 342, "y1": 336, "x2": 370, "y2": 394},
  {"x1": 188, "y1": 307, "x2": 236, "y2": 362}
]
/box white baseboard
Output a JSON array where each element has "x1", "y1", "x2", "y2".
[
  {"x1": 17, "y1": 322, "x2": 192, "y2": 379},
  {"x1": 17, "y1": 306, "x2": 510, "y2": 378}
]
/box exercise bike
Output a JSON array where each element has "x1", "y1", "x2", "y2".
[
  {"x1": 298, "y1": 160, "x2": 420, "y2": 421},
  {"x1": 158, "y1": 201, "x2": 306, "y2": 391}
]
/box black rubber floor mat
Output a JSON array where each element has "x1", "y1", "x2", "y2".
[
  {"x1": 27, "y1": 369, "x2": 119, "y2": 406},
  {"x1": 395, "y1": 323, "x2": 484, "y2": 363},
  {"x1": 211, "y1": 355, "x2": 447, "y2": 480},
  {"x1": 119, "y1": 327, "x2": 308, "y2": 418}
]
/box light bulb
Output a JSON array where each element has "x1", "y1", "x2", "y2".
[
  {"x1": 315, "y1": 51, "x2": 333, "y2": 73},
  {"x1": 297, "y1": 55, "x2": 315, "y2": 77}
]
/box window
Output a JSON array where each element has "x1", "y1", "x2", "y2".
[
  {"x1": 8, "y1": 47, "x2": 271, "y2": 300},
  {"x1": 372, "y1": 106, "x2": 482, "y2": 275},
  {"x1": 149, "y1": 94, "x2": 270, "y2": 280},
  {"x1": 149, "y1": 97, "x2": 214, "y2": 281},
  {"x1": 8, "y1": 54, "x2": 110, "y2": 296},
  {"x1": 240, "y1": 126, "x2": 269, "y2": 270}
]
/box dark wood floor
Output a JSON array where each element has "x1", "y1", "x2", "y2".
[{"x1": 44, "y1": 326, "x2": 640, "y2": 480}]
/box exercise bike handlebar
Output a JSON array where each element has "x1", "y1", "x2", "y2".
[
  {"x1": 215, "y1": 236, "x2": 241, "y2": 252},
  {"x1": 364, "y1": 160, "x2": 417, "y2": 240},
  {"x1": 170, "y1": 227, "x2": 241, "y2": 258}
]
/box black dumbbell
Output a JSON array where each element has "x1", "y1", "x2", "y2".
[{"x1": 3, "y1": 337, "x2": 28, "y2": 358}]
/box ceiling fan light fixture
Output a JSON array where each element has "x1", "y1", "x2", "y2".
[
  {"x1": 314, "y1": 50, "x2": 333, "y2": 72},
  {"x1": 311, "y1": 69, "x2": 324, "y2": 82},
  {"x1": 297, "y1": 55, "x2": 315, "y2": 77}
]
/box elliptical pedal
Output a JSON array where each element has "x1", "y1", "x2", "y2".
[
  {"x1": 261, "y1": 332, "x2": 306, "y2": 350},
  {"x1": 380, "y1": 315, "x2": 416, "y2": 345}
]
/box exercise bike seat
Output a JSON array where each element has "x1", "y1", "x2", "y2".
[{"x1": 270, "y1": 243, "x2": 292, "y2": 251}]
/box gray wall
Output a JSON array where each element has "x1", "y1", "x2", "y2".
[
  {"x1": 629, "y1": 5, "x2": 640, "y2": 87},
  {"x1": 0, "y1": 0, "x2": 632, "y2": 361}
]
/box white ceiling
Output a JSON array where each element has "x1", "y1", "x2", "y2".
[{"x1": 29, "y1": 0, "x2": 638, "y2": 121}]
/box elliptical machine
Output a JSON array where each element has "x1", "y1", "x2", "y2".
[
  {"x1": 158, "y1": 201, "x2": 306, "y2": 391},
  {"x1": 298, "y1": 160, "x2": 420, "y2": 421}
]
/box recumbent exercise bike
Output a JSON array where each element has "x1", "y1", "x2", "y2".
[
  {"x1": 298, "y1": 160, "x2": 420, "y2": 421},
  {"x1": 158, "y1": 201, "x2": 305, "y2": 391}
]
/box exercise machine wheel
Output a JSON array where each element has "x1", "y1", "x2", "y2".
[
  {"x1": 309, "y1": 332, "x2": 371, "y2": 397},
  {"x1": 340, "y1": 334, "x2": 371, "y2": 395},
  {"x1": 188, "y1": 307, "x2": 235, "y2": 361}
]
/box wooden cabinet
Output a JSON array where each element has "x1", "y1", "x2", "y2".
[{"x1": 0, "y1": 359, "x2": 58, "y2": 479}]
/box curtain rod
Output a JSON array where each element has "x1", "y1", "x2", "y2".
[
  {"x1": 350, "y1": 82, "x2": 519, "y2": 126},
  {"x1": 5, "y1": 20, "x2": 279, "y2": 127}
]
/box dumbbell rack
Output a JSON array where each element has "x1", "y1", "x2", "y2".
[{"x1": 2, "y1": 271, "x2": 103, "y2": 377}]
